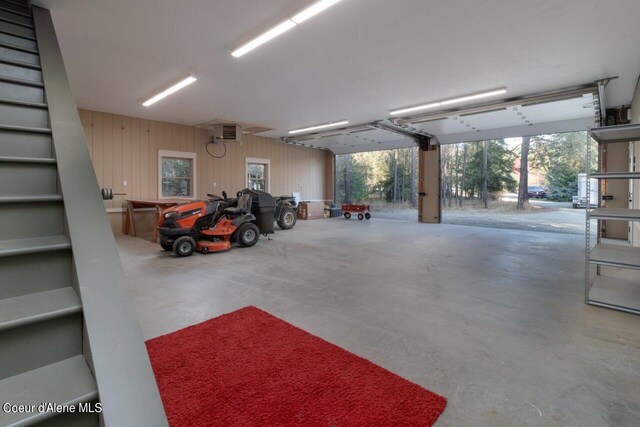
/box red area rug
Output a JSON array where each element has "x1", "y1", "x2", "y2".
[{"x1": 146, "y1": 306, "x2": 447, "y2": 426}]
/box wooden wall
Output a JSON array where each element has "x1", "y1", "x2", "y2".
[{"x1": 78, "y1": 109, "x2": 333, "y2": 234}]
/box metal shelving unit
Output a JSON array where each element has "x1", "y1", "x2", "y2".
[{"x1": 586, "y1": 123, "x2": 640, "y2": 315}]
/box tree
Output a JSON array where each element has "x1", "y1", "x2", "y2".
[
  {"x1": 481, "y1": 140, "x2": 489, "y2": 208},
  {"x1": 463, "y1": 139, "x2": 517, "y2": 199},
  {"x1": 344, "y1": 153, "x2": 352, "y2": 204},
  {"x1": 332, "y1": 133, "x2": 590, "y2": 209},
  {"x1": 375, "y1": 147, "x2": 420, "y2": 204},
  {"x1": 336, "y1": 152, "x2": 375, "y2": 203},
  {"x1": 447, "y1": 146, "x2": 453, "y2": 207},
  {"x1": 517, "y1": 136, "x2": 530, "y2": 210},
  {"x1": 529, "y1": 132, "x2": 597, "y2": 201},
  {"x1": 393, "y1": 149, "x2": 398, "y2": 202},
  {"x1": 410, "y1": 146, "x2": 417, "y2": 207},
  {"x1": 454, "y1": 144, "x2": 460, "y2": 200},
  {"x1": 459, "y1": 144, "x2": 467, "y2": 206}
]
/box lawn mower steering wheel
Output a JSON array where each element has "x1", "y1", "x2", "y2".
[{"x1": 207, "y1": 194, "x2": 224, "y2": 201}]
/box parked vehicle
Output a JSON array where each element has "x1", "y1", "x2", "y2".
[
  {"x1": 527, "y1": 186, "x2": 547, "y2": 199},
  {"x1": 157, "y1": 191, "x2": 264, "y2": 257},
  {"x1": 274, "y1": 195, "x2": 297, "y2": 229},
  {"x1": 237, "y1": 189, "x2": 297, "y2": 231},
  {"x1": 234, "y1": 189, "x2": 277, "y2": 235},
  {"x1": 572, "y1": 173, "x2": 598, "y2": 208}
]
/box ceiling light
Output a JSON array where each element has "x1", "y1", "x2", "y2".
[
  {"x1": 142, "y1": 76, "x2": 197, "y2": 107},
  {"x1": 292, "y1": 0, "x2": 343, "y2": 24},
  {"x1": 232, "y1": 0, "x2": 345, "y2": 57},
  {"x1": 232, "y1": 20, "x2": 297, "y2": 58},
  {"x1": 289, "y1": 120, "x2": 349, "y2": 134},
  {"x1": 390, "y1": 89, "x2": 507, "y2": 116}
]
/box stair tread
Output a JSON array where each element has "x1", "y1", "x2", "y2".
[
  {"x1": 0, "y1": 15, "x2": 33, "y2": 29},
  {"x1": 0, "y1": 7, "x2": 29, "y2": 20},
  {"x1": 1, "y1": 0, "x2": 29, "y2": 7},
  {"x1": 0, "y1": 123, "x2": 51, "y2": 133},
  {"x1": 0, "y1": 5, "x2": 31, "y2": 19},
  {"x1": 0, "y1": 27, "x2": 36, "y2": 42},
  {"x1": 0, "y1": 40, "x2": 38, "y2": 54},
  {"x1": 0, "y1": 96, "x2": 46, "y2": 107},
  {"x1": 0, "y1": 356, "x2": 97, "y2": 426},
  {"x1": 0, "y1": 194, "x2": 62, "y2": 203},
  {"x1": 0, "y1": 0, "x2": 29, "y2": 9},
  {"x1": 0, "y1": 55, "x2": 40, "y2": 70},
  {"x1": 0, "y1": 155, "x2": 55, "y2": 164},
  {"x1": 0, "y1": 287, "x2": 81, "y2": 332},
  {"x1": 0, "y1": 235, "x2": 70, "y2": 257},
  {"x1": 0, "y1": 73, "x2": 42, "y2": 87}
]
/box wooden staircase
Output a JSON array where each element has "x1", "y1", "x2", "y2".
[{"x1": 0, "y1": 1, "x2": 167, "y2": 425}]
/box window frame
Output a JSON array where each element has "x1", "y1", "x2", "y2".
[
  {"x1": 245, "y1": 157, "x2": 270, "y2": 192},
  {"x1": 158, "y1": 150, "x2": 197, "y2": 200}
]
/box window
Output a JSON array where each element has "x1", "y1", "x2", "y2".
[
  {"x1": 159, "y1": 150, "x2": 196, "y2": 199},
  {"x1": 246, "y1": 157, "x2": 270, "y2": 192}
]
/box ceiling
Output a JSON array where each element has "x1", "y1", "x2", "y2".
[{"x1": 36, "y1": 0, "x2": 640, "y2": 153}]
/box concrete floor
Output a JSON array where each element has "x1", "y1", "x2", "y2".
[{"x1": 118, "y1": 218, "x2": 640, "y2": 426}]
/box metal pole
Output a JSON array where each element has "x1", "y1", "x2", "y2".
[{"x1": 585, "y1": 128, "x2": 592, "y2": 304}]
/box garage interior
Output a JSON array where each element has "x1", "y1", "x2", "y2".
[{"x1": 1, "y1": 0, "x2": 640, "y2": 426}]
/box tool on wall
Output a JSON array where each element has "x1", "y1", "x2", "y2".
[{"x1": 101, "y1": 188, "x2": 127, "y2": 200}]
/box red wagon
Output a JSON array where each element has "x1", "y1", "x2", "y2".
[{"x1": 341, "y1": 204, "x2": 371, "y2": 220}]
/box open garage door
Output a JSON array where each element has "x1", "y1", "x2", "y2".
[
  {"x1": 283, "y1": 124, "x2": 416, "y2": 155},
  {"x1": 282, "y1": 83, "x2": 600, "y2": 153},
  {"x1": 282, "y1": 83, "x2": 600, "y2": 226},
  {"x1": 408, "y1": 93, "x2": 596, "y2": 144}
]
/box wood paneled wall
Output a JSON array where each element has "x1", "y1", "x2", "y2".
[{"x1": 78, "y1": 109, "x2": 333, "y2": 233}]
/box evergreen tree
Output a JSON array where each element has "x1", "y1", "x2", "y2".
[
  {"x1": 529, "y1": 132, "x2": 597, "y2": 201},
  {"x1": 463, "y1": 139, "x2": 517, "y2": 197}
]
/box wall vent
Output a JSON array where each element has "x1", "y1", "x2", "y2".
[{"x1": 214, "y1": 124, "x2": 241, "y2": 141}]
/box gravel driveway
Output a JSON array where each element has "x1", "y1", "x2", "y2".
[{"x1": 372, "y1": 199, "x2": 586, "y2": 235}]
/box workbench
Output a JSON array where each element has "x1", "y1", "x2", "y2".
[{"x1": 124, "y1": 199, "x2": 187, "y2": 242}]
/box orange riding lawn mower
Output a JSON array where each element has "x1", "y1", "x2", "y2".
[{"x1": 157, "y1": 189, "x2": 297, "y2": 257}]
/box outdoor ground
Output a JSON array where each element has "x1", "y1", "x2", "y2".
[{"x1": 372, "y1": 194, "x2": 585, "y2": 235}]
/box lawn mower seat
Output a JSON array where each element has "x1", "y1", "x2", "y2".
[{"x1": 225, "y1": 193, "x2": 252, "y2": 215}]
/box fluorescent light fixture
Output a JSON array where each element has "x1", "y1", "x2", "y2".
[
  {"x1": 289, "y1": 120, "x2": 349, "y2": 134},
  {"x1": 232, "y1": 0, "x2": 345, "y2": 57},
  {"x1": 390, "y1": 89, "x2": 507, "y2": 116},
  {"x1": 292, "y1": 0, "x2": 343, "y2": 24},
  {"x1": 142, "y1": 76, "x2": 197, "y2": 107},
  {"x1": 232, "y1": 20, "x2": 297, "y2": 58}
]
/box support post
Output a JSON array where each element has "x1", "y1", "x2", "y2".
[{"x1": 418, "y1": 143, "x2": 441, "y2": 223}]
